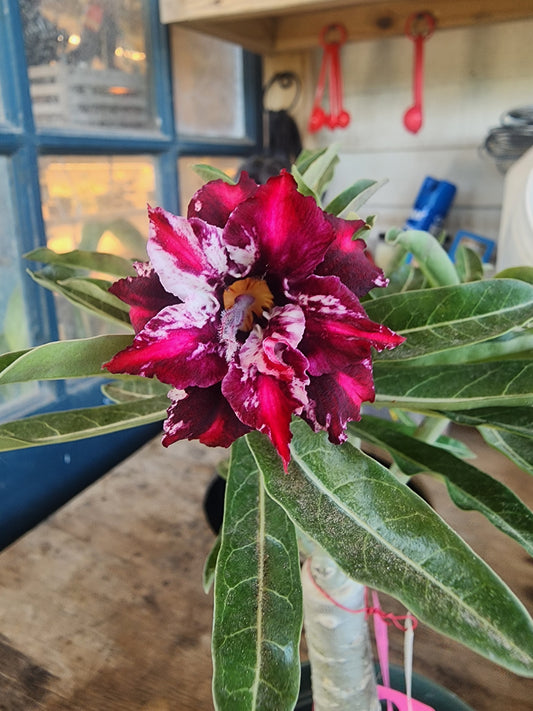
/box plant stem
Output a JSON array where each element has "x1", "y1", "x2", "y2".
[{"x1": 301, "y1": 552, "x2": 380, "y2": 711}]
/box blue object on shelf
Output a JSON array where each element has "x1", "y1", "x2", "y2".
[
  {"x1": 448, "y1": 230, "x2": 496, "y2": 263},
  {"x1": 404, "y1": 176, "x2": 457, "y2": 233}
]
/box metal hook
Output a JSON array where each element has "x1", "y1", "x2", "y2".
[
  {"x1": 405, "y1": 12, "x2": 436, "y2": 40},
  {"x1": 263, "y1": 71, "x2": 302, "y2": 113}
]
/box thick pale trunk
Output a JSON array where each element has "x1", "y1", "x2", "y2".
[{"x1": 302, "y1": 553, "x2": 381, "y2": 711}]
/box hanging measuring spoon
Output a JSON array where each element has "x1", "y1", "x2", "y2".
[
  {"x1": 308, "y1": 24, "x2": 350, "y2": 132},
  {"x1": 403, "y1": 12, "x2": 435, "y2": 134}
]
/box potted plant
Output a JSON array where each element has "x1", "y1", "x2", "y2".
[{"x1": 0, "y1": 147, "x2": 532, "y2": 710}]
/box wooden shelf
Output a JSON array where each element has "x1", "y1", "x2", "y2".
[{"x1": 159, "y1": 0, "x2": 533, "y2": 53}]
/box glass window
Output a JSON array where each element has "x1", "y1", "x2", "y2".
[
  {"x1": 178, "y1": 155, "x2": 243, "y2": 212},
  {"x1": 39, "y1": 154, "x2": 156, "y2": 339},
  {"x1": 171, "y1": 27, "x2": 245, "y2": 139},
  {"x1": 21, "y1": 0, "x2": 156, "y2": 132},
  {"x1": 0, "y1": 157, "x2": 36, "y2": 409}
]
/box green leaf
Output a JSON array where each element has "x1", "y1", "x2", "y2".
[
  {"x1": 349, "y1": 415, "x2": 533, "y2": 556},
  {"x1": 102, "y1": 377, "x2": 170, "y2": 402},
  {"x1": 290, "y1": 165, "x2": 319, "y2": 201},
  {"x1": 441, "y1": 406, "x2": 533, "y2": 439},
  {"x1": 24, "y1": 248, "x2": 136, "y2": 277},
  {"x1": 294, "y1": 148, "x2": 327, "y2": 173},
  {"x1": 0, "y1": 335, "x2": 133, "y2": 385},
  {"x1": 0, "y1": 396, "x2": 167, "y2": 451},
  {"x1": 212, "y1": 437, "x2": 302, "y2": 711},
  {"x1": 366, "y1": 279, "x2": 533, "y2": 362},
  {"x1": 454, "y1": 244, "x2": 484, "y2": 283},
  {"x1": 374, "y1": 360, "x2": 533, "y2": 410},
  {"x1": 295, "y1": 143, "x2": 339, "y2": 197},
  {"x1": 370, "y1": 262, "x2": 428, "y2": 298},
  {"x1": 192, "y1": 163, "x2": 237, "y2": 185},
  {"x1": 27, "y1": 269, "x2": 132, "y2": 327},
  {"x1": 480, "y1": 427, "x2": 533, "y2": 477},
  {"x1": 247, "y1": 422, "x2": 533, "y2": 676},
  {"x1": 324, "y1": 178, "x2": 386, "y2": 217},
  {"x1": 495, "y1": 266, "x2": 533, "y2": 284},
  {"x1": 385, "y1": 230, "x2": 460, "y2": 286},
  {"x1": 401, "y1": 331, "x2": 533, "y2": 367},
  {"x1": 203, "y1": 535, "x2": 221, "y2": 593}
]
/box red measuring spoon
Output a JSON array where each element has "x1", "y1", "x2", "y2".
[
  {"x1": 403, "y1": 13, "x2": 435, "y2": 134},
  {"x1": 308, "y1": 24, "x2": 350, "y2": 132}
]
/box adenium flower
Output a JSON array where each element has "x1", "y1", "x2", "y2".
[{"x1": 104, "y1": 171, "x2": 404, "y2": 469}]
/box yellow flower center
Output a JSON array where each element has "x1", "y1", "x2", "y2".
[{"x1": 223, "y1": 277, "x2": 274, "y2": 332}]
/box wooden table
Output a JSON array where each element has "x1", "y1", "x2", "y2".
[{"x1": 0, "y1": 427, "x2": 532, "y2": 710}]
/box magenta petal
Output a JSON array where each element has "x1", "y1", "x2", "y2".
[
  {"x1": 147, "y1": 206, "x2": 222, "y2": 309},
  {"x1": 109, "y1": 264, "x2": 177, "y2": 333},
  {"x1": 223, "y1": 368, "x2": 302, "y2": 471},
  {"x1": 163, "y1": 385, "x2": 250, "y2": 448},
  {"x1": 318, "y1": 214, "x2": 388, "y2": 297},
  {"x1": 104, "y1": 304, "x2": 227, "y2": 389},
  {"x1": 224, "y1": 172, "x2": 336, "y2": 283},
  {"x1": 293, "y1": 275, "x2": 405, "y2": 375},
  {"x1": 304, "y1": 361, "x2": 375, "y2": 444},
  {"x1": 222, "y1": 305, "x2": 309, "y2": 470},
  {"x1": 187, "y1": 172, "x2": 259, "y2": 227}
]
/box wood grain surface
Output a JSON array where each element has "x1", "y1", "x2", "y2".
[{"x1": 0, "y1": 425, "x2": 531, "y2": 710}]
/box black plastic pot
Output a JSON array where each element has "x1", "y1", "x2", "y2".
[{"x1": 296, "y1": 662, "x2": 475, "y2": 711}]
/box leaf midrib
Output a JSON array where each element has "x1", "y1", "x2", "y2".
[{"x1": 251, "y1": 471, "x2": 266, "y2": 708}]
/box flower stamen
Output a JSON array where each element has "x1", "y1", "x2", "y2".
[{"x1": 223, "y1": 277, "x2": 274, "y2": 331}]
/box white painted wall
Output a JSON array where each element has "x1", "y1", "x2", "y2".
[{"x1": 307, "y1": 19, "x2": 533, "y2": 256}]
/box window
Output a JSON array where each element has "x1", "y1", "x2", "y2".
[
  {"x1": 22, "y1": 0, "x2": 157, "y2": 133},
  {"x1": 0, "y1": 0, "x2": 262, "y2": 548}
]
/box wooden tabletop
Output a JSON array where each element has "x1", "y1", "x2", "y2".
[{"x1": 0, "y1": 426, "x2": 532, "y2": 710}]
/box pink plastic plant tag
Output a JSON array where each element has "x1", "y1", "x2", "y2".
[
  {"x1": 371, "y1": 591, "x2": 436, "y2": 711},
  {"x1": 377, "y1": 684, "x2": 436, "y2": 711},
  {"x1": 372, "y1": 591, "x2": 392, "y2": 711}
]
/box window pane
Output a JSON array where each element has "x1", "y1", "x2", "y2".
[
  {"x1": 0, "y1": 157, "x2": 36, "y2": 410},
  {"x1": 178, "y1": 156, "x2": 243, "y2": 212},
  {"x1": 39, "y1": 155, "x2": 156, "y2": 340},
  {"x1": 171, "y1": 27, "x2": 245, "y2": 139},
  {"x1": 21, "y1": 0, "x2": 156, "y2": 132}
]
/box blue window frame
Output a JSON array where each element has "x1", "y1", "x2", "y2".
[{"x1": 0, "y1": 0, "x2": 262, "y2": 549}]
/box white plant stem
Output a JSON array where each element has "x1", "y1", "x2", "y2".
[{"x1": 301, "y1": 552, "x2": 381, "y2": 711}]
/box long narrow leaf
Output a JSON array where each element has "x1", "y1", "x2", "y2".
[
  {"x1": 374, "y1": 360, "x2": 533, "y2": 410},
  {"x1": 25, "y1": 248, "x2": 136, "y2": 277},
  {"x1": 0, "y1": 335, "x2": 133, "y2": 384},
  {"x1": 326, "y1": 177, "x2": 388, "y2": 218},
  {"x1": 480, "y1": 427, "x2": 533, "y2": 477},
  {"x1": 366, "y1": 279, "x2": 533, "y2": 362},
  {"x1": 454, "y1": 244, "x2": 484, "y2": 283},
  {"x1": 441, "y1": 406, "x2": 533, "y2": 439},
  {"x1": 192, "y1": 163, "x2": 237, "y2": 185},
  {"x1": 28, "y1": 269, "x2": 132, "y2": 327},
  {"x1": 349, "y1": 416, "x2": 533, "y2": 556},
  {"x1": 102, "y1": 378, "x2": 170, "y2": 402},
  {"x1": 212, "y1": 437, "x2": 302, "y2": 711},
  {"x1": 296, "y1": 143, "x2": 339, "y2": 196},
  {"x1": 385, "y1": 230, "x2": 460, "y2": 286},
  {"x1": 402, "y1": 332, "x2": 533, "y2": 367},
  {"x1": 0, "y1": 396, "x2": 167, "y2": 451},
  {"x1": 247, "y1": 422, "x2": 533, "y2": 677}
]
